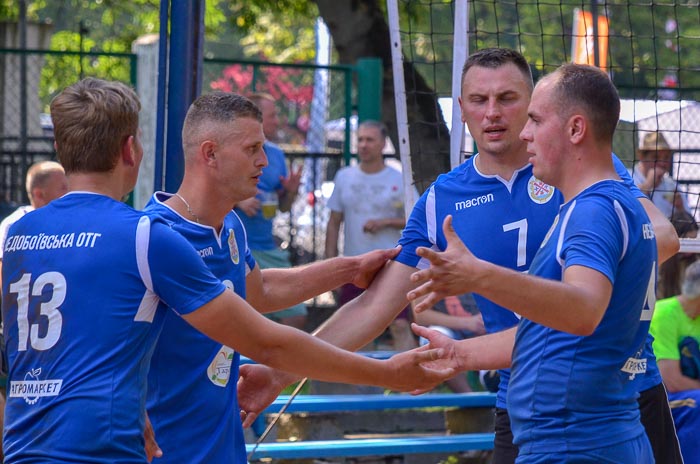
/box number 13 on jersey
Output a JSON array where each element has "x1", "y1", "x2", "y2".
[{"x1": 9, "y1": 272, "x2": 65, "y2": 352}]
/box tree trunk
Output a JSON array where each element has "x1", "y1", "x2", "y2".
[{"x1": 314, "y1": 0, "x2": 450, "y2": 193}]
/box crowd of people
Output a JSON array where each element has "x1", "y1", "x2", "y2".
[{"x1": 0, "y1": 46, "x2": 698, "y2": 463}]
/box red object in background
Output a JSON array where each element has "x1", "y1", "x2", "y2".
[{"x1": 210, "y1": 62, "x2": 313, "y2": 106}]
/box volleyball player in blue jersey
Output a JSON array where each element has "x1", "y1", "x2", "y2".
[
  {"x1": 409, "y1": 63, "x2": 663, "y2": 462},
  {"x1": 407, "y1": 50, "x2": 681, "y2": 464},
  {"x1": 144, "y1": 92, "x2": 415, "y2": 463},
  {"x1": 239, "y1": 49, "x2": 681, "y2": 463},
  {"x1": 0, "y1": 79, "x2": 453, "y2": 463}
]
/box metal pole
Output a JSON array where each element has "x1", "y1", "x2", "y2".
[
  {"x1": 450, "y1": 0, "x2": 469, "y2": 170},
  {"x1": 387, "y1": 0, "x2": 416, "y2": 214},
  {"x1": 154, "y1": 0, "x2": 170, "y2": 192},
  {"x1": 343, "y1": 68, "x2": 352, "y2": 166},
  {"x1": 163, "y1": 0, "x2": 205, "y2": 192},
  {"x1": 79, "y1": 20, "x2": 88, "y2": 79},
  {"x1": 19, "y1": 0, "x2": 28, "y2": 204},
  {"x1": 591, "y1": 0, "x2": 600, "y2": 68}
]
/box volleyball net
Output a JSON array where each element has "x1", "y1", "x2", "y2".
[{"x1": 387, "y1": 0, "x2": 700, "y2": 254}]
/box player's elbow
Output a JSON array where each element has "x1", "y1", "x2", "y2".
[
  {"x1": 658, "y1": 226, "x2": 680, "y2": 263},
  {"x1": 248, "y1": 339, "x2": 290, "y2": 368},
  {"x1": 569, "y1": 322, "x2": 597, "y2": 337},
  {"x1": 566, "y1": 310, "x2": 604, "y2": 336}
]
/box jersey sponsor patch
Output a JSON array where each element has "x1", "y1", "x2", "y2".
[
  {"x1": 227, "y1": 228, "x2": 239, "y2": 264},
  {"x1": 9, "y1": 368, "x2": 63, "y2": 405},
  {"x1": 621, "y1": 356, "x2": 647, "y2": 380},
  {"x1": 527, "y1": 176, "x2": 555, "y2": 204},
  {"x1": 207, "y1": 346, "x2": 235, "y2": 387}
]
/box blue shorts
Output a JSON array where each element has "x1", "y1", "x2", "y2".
[{"x1": 516, "y1": 433, "x2": 653, "y2": 464}]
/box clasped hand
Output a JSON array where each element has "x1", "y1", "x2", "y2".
[{"x1": 407, "y1": 215, "x2": 484, "y2": 313}]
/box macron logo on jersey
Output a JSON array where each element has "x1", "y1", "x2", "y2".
[{"x1": 454, "y1": 193, "x2": 494, "y2": 211}]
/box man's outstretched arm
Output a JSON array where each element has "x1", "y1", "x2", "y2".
[
  {"x1": 238, "y1": 260, "x2": 418, "y2": 426},
  {"x1": 245, "y1": 247, "x2": 400, "y2": 313},
  {"x1": 409, "y1": 216, "x2": 612, "y2": 336}
]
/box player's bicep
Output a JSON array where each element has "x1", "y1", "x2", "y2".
[
  {"x1": 562, "y1": 264, "x2": 612, "y2": 323},
  {"x1": 181, "y1": 289, "x2": 290, "y2": 361}
]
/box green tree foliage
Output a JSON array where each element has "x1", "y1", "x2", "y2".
[
  {"x1": 469, "y1": 0, "x2": 700, "y2": 98},
  {"x1": 219, "y1": 1, "x2": 317, "y2": 62},
  {"x1": 4, "y1": 1, "x2": 163, "y2": 47},
  {"x1": 38, "y1": 32, "x2": 134, "y2": 107},
  {"x1": 4, "y1": 0, "x2": 230, "y2": 109}
]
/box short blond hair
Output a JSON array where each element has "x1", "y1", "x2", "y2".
[{"x1": 50, "y1": 78, "x2": 140, "y2": 174}]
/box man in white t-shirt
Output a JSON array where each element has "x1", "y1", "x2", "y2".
[{"x1": 325, "y1": 120, "x2": 416, "y2": 350}]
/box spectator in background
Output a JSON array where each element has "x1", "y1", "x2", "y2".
[
  {"x1": 633, "y1": 131, "x2": 690, "y2": 219},
  {"x1": 0, "y1": 160, "x2": 68, "y2": 273},
  {"x1": 414, "y1": 293, "x2": 485, "y2": 392},
  {"x1": 658, "y1": 209, "x2": 699, "y2": 299},
  {"x1": 236, "y1": 93, "x2": 306, "y2": 330},
  {"x1": 325, "y1": 120, "x2": 417, "y2": 351},
  {"x1": 651, "y1": 260, "x2": 700, "y2": 464}
]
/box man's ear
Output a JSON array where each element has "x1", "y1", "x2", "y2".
[
  {"x1": 200, "y1": 140, "x2": 217, "y2": 164},
  {"x1": 569, "y1": 115, "x2": 586, "y2": 144},
  {"x1": 31, "y1": 186, "x2": 44, "y2": 204},
  {"x1": 458, "y1": 97, "x2": 467, "y2": 123},
  {"x1": 121, "y1": 135, "x2": 136, "y2": 166}
]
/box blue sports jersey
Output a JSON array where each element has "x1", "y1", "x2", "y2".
[
  {"x1": 508, "y1": 180, "x2": 657, "y2": 456},
  {"x1": 396, "y1": 154, "x2": 659, "y2": 408},
  {"x1": 1, "y1": 192, "x2": 226, "y2": 463},
  {"x1": 145, "y1": 192, "x2": 257, "y2": 464},
  {"x1": 397, "y1": 157, "x2": 562, "y2": 407},
  {"x1": 236, "y1": 141, "x2": 287, "y2": 250}
]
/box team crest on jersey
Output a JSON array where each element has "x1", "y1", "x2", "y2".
[
  {"x1": 527, "y1": 176, "x2": 555, "y2": 204},
  {"x1": 227, "y1": 229, "x2": 239, "y2": 264},
  {"x1": 207, "y1": 346, "x2": 235, "y2": 387},
  {"x1": 9, "y1": 368, "x2": 63, "y2": 405}
]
